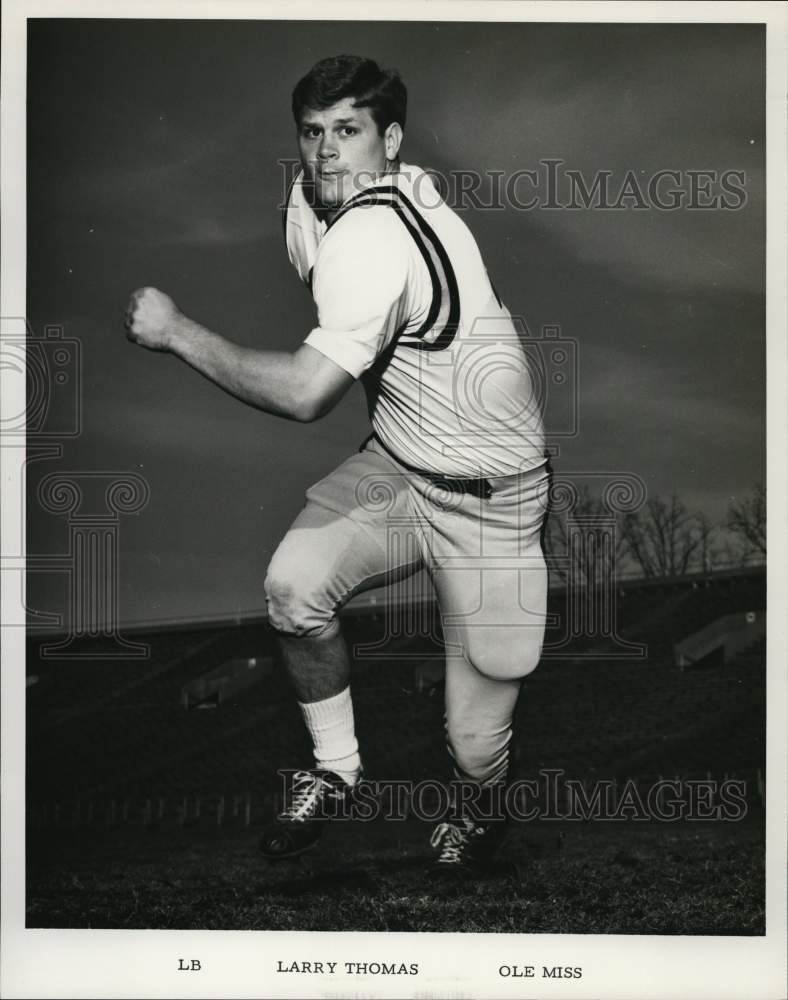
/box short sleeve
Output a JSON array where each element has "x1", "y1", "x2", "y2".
[{"x1": 304, "y1": 208, "x2": 410, "y2": 379}]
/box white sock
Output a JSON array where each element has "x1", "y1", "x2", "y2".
[{"x1": 298, "y1": 686, "x2": 362, "y2": 786}]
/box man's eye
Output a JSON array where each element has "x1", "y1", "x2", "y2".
[
  {"x1": 302, "y1": 128, "x2": 320, "y2": 139},
  {"x1": 340, "y1": 127, "x2": 358, "y2": 136}
]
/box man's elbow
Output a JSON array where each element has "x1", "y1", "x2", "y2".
[
  {"x1": 291, "y1": 393, "x2": 334, "y2": 423},
  {"x1": 287, "y1": 350, "x2": 355, "y2": 422}
]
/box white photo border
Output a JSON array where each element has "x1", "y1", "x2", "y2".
[{"x1": 2, "y1": 2, "x2": 786, "y2": 998}]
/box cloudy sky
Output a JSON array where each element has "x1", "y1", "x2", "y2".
[{"x1": 24, "y1": 18, "x2": 765, "y2": 628}]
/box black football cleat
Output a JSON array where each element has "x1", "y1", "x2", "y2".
[
  {"x1": 428, "y1": 780, "x2": 510, "y2": 878},
  {"x1": 429, "y1": 815, "x2": 507, "y2": 877},
  {"x1": 259, "y1": 769, "x2": 356, "y2": 861}
]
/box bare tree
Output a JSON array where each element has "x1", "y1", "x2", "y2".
[
  {"x1": 620, "y1": 492, "x2": 705, "y2": 578},
  {"x1": 544, "y1": 483, "x2": 627, "y2": 588},
  {"x1": 726, "y1": 483, "x2": 766, "y2": 559},
  {"x1": 547, "y1": 487, "x2": 729, "y2": 584}
]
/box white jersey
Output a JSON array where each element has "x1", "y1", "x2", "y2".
[{"x1": 284, "y1": 162, "x2": 545, "y2": 478}]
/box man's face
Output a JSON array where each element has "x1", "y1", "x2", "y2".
[{"x1": 297, "y1": 98, "x2": 392, "y2": 209}]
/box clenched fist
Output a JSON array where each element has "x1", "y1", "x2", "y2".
[{"x1": 124, "y1": 287, "x2": 182, "y2": 351}]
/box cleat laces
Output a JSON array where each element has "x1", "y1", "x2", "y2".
[
  {"x1": 278, "y1": 770, "x2": 346, "y2": 823},
  {"x1": 430, "y1": 819, "x2": 485, "y2": 864}
]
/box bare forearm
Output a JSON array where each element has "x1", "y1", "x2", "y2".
[
  {"x1": 168, "y1": 315, "x2": 307, "y2": 420},
  {"x1": 125, "y1": 286, "x2": 353, "y2": 420}
]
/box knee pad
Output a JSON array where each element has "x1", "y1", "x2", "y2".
[
  {"x1": 264, "y1": 557, "x2": 336, "y2": 638},
  {"x1": 464, "y1": 630, "x2": 543, "y2": 681}
]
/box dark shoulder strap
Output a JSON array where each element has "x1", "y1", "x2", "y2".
[{"x1": 328, "y1": 186, "x2": 460, "y2": 351}]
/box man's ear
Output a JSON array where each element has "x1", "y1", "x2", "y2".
[{"x1": 384, "y1": 122, "x2": 403, "y2": 161}]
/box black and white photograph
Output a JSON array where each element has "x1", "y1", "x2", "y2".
[{"x1": 2, "y1": 2, "x2": 786, "y2": 998}]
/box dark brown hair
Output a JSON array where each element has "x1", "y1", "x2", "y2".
[{"x1": 292, "y1": 55, "x2": 407, "y2": 134}]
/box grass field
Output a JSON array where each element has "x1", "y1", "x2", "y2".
[
  {"x1": 25, "y1": 579, "x2": 767, "y2": 937},
  {"x1": 27, "y1": 813, "x2": 765, "y2": 934}
]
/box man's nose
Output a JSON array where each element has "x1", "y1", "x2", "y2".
[{"x1": 317, "y1": 133, "x2": 338, "y2": 159}]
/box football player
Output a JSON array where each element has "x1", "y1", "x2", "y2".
[{"x1": 125, "y1": 54, "x2": 549, "y2": 875}]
